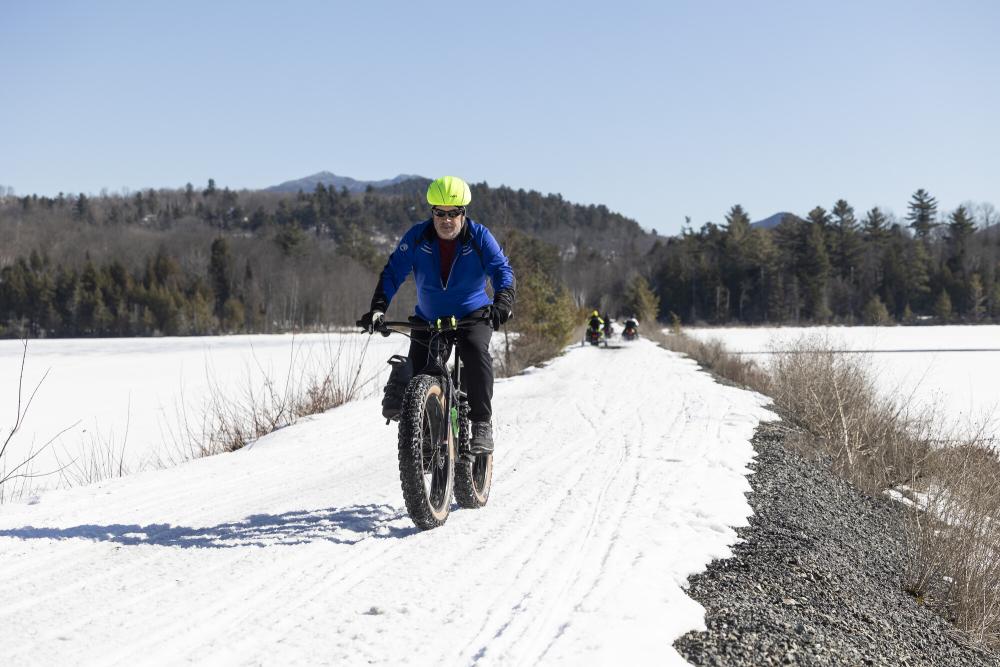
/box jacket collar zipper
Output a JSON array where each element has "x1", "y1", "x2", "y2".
[{"x1": 442, "y1": 243, "x2": 463, "y2": 290}]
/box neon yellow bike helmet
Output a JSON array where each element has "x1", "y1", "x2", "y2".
[
  {"x1": 591, "y1": 310, "x2": 599, "y2": 317},
  {"x1": 427, "y1": 176, "x2": 472, "y2": 206}
]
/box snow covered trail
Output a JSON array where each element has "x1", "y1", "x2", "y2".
[{"x1": 0, "y1": 338, "x2": 775, "y2": 666}]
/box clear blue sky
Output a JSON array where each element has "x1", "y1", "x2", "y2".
[{"x1": 2, "y1": 0, "x2": 998, "y2": 235}]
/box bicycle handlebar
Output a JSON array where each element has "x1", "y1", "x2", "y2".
[{"x1": 355, "y1": 314, "x2": 488, "y2": 335}]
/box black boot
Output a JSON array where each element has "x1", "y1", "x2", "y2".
[{"x1": 470, "y1": 421, "x2": 494, "y2": 454}]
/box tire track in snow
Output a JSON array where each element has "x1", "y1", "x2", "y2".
[{"x1": 458, "y1": 347, "x2": 679, "y2": 664}]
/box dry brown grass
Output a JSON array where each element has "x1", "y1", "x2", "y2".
[
  {"x1": 167, "y1": 335, "x2": 375, "y2": 460},
  {"x1": 765, "y1": 339, "x2": 934, "y2": 495},
  {"x1": 904, "y1": 442, "x2": 1000, "y2": 647},
  {"x1": 648, "y1": 328, "x2": 771, "y2": 392},
  {"x1": 495, "y1": 326, "x2": 584, "y2": 377}
]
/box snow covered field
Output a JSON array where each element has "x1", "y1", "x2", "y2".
[
  {"x1": 685, "y1": 325, "x2": 1000, "y2": 442},
  {"x1": 0, "y1": 334, "x2": 408, "y2": 486},
  {"x1": 0, "y1": 338, "x2": 775, "y2": 665}
]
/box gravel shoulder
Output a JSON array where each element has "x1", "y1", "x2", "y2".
[{"x1": 673, "y1": 420, "x2": 1000, "y2": 667}]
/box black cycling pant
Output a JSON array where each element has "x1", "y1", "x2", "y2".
[{"x1": 406, "y1": 308, "x2": 494, "y2": 423}]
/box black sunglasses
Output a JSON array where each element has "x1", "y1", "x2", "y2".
[{"x1": 432, "y1": 207, "x2": 465, "y2": 219}]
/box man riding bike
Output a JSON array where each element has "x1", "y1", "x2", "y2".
[{"x1": 359, "y1": 176, "x2": 516, "y2": 454}]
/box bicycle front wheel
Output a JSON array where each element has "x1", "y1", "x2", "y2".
[{"x1": 398, "y1": 374, "x2": 455, "y2": 529}]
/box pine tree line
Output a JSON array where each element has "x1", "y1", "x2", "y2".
[
  {"x1": 649, "y1": 192, "x2": 1000, "y2": 325},
  {"x1": 2, "y1": 182, "x2": 997, "y2": 336}
]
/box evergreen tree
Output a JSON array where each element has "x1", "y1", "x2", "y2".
[
  {"x1": 862, "y1": 294, "x2": 892, "y2": 325},
  {"x1": 209, "y1": 237, "x2": 233, "y2": 318},
  {"x1": 73, "y1": 193, "x2": 92, "y2": 222},
  {"x1": 990, "y1": 282, "x2": 1000, "y2": 318},
  {"x1": 801, "y1": 222, "x2": 832, "y2": 321},
  {"x1": 831, "y1": 199, "x2": 862, "y2": 279},
  {"x1": 275, "y1": 222, "x2": 308, "y2": 256},
  {"x1": 722, "y1": 204, "x2": 752, "y2": 320},
  {"x1": 934, "y1": 289, "x2": 953, "y2": 322},
  {"x1": 862, "y1": 206, "x2": 890, "y2": 243},
  {"x1": 53, "y1": 265, "x2": 78, "y2": 333},
  {"x1": 906, "y1": 188, "x2": 939, "y2": 241},
  {"x1": 623, "y1": 275, "x2": 660, "y2": 324},
  {"x1": 969, "y1": 274, "x2": 986, "y2": 321},
  {"x1": 945, "y1": 205, "x2": 976, "y2": 277}
]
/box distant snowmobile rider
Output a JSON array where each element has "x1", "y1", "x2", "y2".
[{"x1": 588, "y1": 310, "x2": 604, "y2": 334}]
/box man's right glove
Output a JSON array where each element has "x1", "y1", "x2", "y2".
[{"x1": 359, "y1": 310, "x2": 385, "y2": 334}]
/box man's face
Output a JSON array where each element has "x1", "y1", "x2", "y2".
[{"x1": 432, "y1": 207, "x2": 464, "y2": 240}]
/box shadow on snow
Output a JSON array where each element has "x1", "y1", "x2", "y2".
[{"x1": 0, "y1": 503, "x2": 420, "y2": 548}]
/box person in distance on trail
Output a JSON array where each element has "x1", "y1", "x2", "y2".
[
  {"x1": 623, "y1": 315, "x2": 639, "y2": 339},
  {"x1": 603, "y1": 312, "x2": 614, "y2": 338},
  {"x1": 587, "y1": 310, "x2": 604, "y2": 335},
  {"x1": 359, "y1": 176, "x2": 516, "y2": 454}
]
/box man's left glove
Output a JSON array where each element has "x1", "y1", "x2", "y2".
[
  {"x1": 488, "y1": 288, "x2": 514, "y2": 331},
  {"x1": 487, "y1": 302, "x2": 512, "y2": 331}
]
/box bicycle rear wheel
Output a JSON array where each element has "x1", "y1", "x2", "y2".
[
  {"x1": 398, "y1": 374, "x2": 455, "y2": 529},
  {"x1": 454, "y1": 412, "x2": 493, "y2": 508}
]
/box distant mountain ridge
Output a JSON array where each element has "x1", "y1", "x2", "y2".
[
  {"x1": 267, "y1": 172, "x2": 425, "y2": 193},
  {"x1": 751, "y1": 212, "x2": 793, "y2": 229}
]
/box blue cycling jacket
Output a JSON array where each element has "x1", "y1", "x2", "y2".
[{"x1": 371, "y1": 218, "x2": 516, "y2": 322}]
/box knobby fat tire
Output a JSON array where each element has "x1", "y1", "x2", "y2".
[
  {"x1": 398, "y1": 374, "x2": 454, "y2": 529},
  {"x1": 454, "y1": 411, "x2": 493, "y2": 508}
]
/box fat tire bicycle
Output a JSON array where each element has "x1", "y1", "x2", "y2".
[{"x1": 359, "y1": 315, "x2": 494, "y2": 530}]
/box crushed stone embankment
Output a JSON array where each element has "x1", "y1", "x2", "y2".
[{"x1": 674, "y1": 421, "x2": 999, "y2": 667}]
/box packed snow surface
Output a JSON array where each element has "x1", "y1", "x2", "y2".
[
  {"x1": 0, "y1": 338, "x2": 774, "y2": 665},
  {"x1": 686, "y1": 325, "x2": 1000, "y2": 442}
]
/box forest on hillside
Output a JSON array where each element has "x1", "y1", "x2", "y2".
[
  {"x1": 0, "y1": 179, "x2": 647, "y2": 341},
  {"x1": 1, "y1": 180, "x2": 998, "y2": 342}
]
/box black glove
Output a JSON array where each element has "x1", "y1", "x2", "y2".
[
  {"x1": 359, "y1": 310, "x2": 385, "y2": 334},
  {"x1": 489, "y1": 288, "x2": 514, "y2": 331},
  {"x1": 487, "y1": 302, "x2": 511, "y2": 331}
]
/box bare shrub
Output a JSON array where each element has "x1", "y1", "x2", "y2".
[
  {"x1": 496, "y1": 326, "x2": 581, "y2": 377},
  {"x1": 765, "y1": 339, "x2": 933, "y2": 495},
  {"x1": 904, "y1": 441, "x2": 1000, "y2": 647},
  {"x1": 168, "y1": 335, "x2": 377, "y2": 459},
  {"x1": 51, "y1": 413, "x2": 133, "y2": 487},
  {"x1": 0, "y1": 341, "x2": 71, "y2": 503},
  {"x1": 647, "y1": 328, "x2": 770, "y2": 392}
]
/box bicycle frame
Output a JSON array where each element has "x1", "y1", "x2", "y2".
[{"x1": 379, "y1": 317, "x2": 482, "y2": 453}]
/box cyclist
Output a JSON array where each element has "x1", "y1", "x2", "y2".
[{"x1": 359, "y1": 176, "x2": 516, "y2": 454}]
